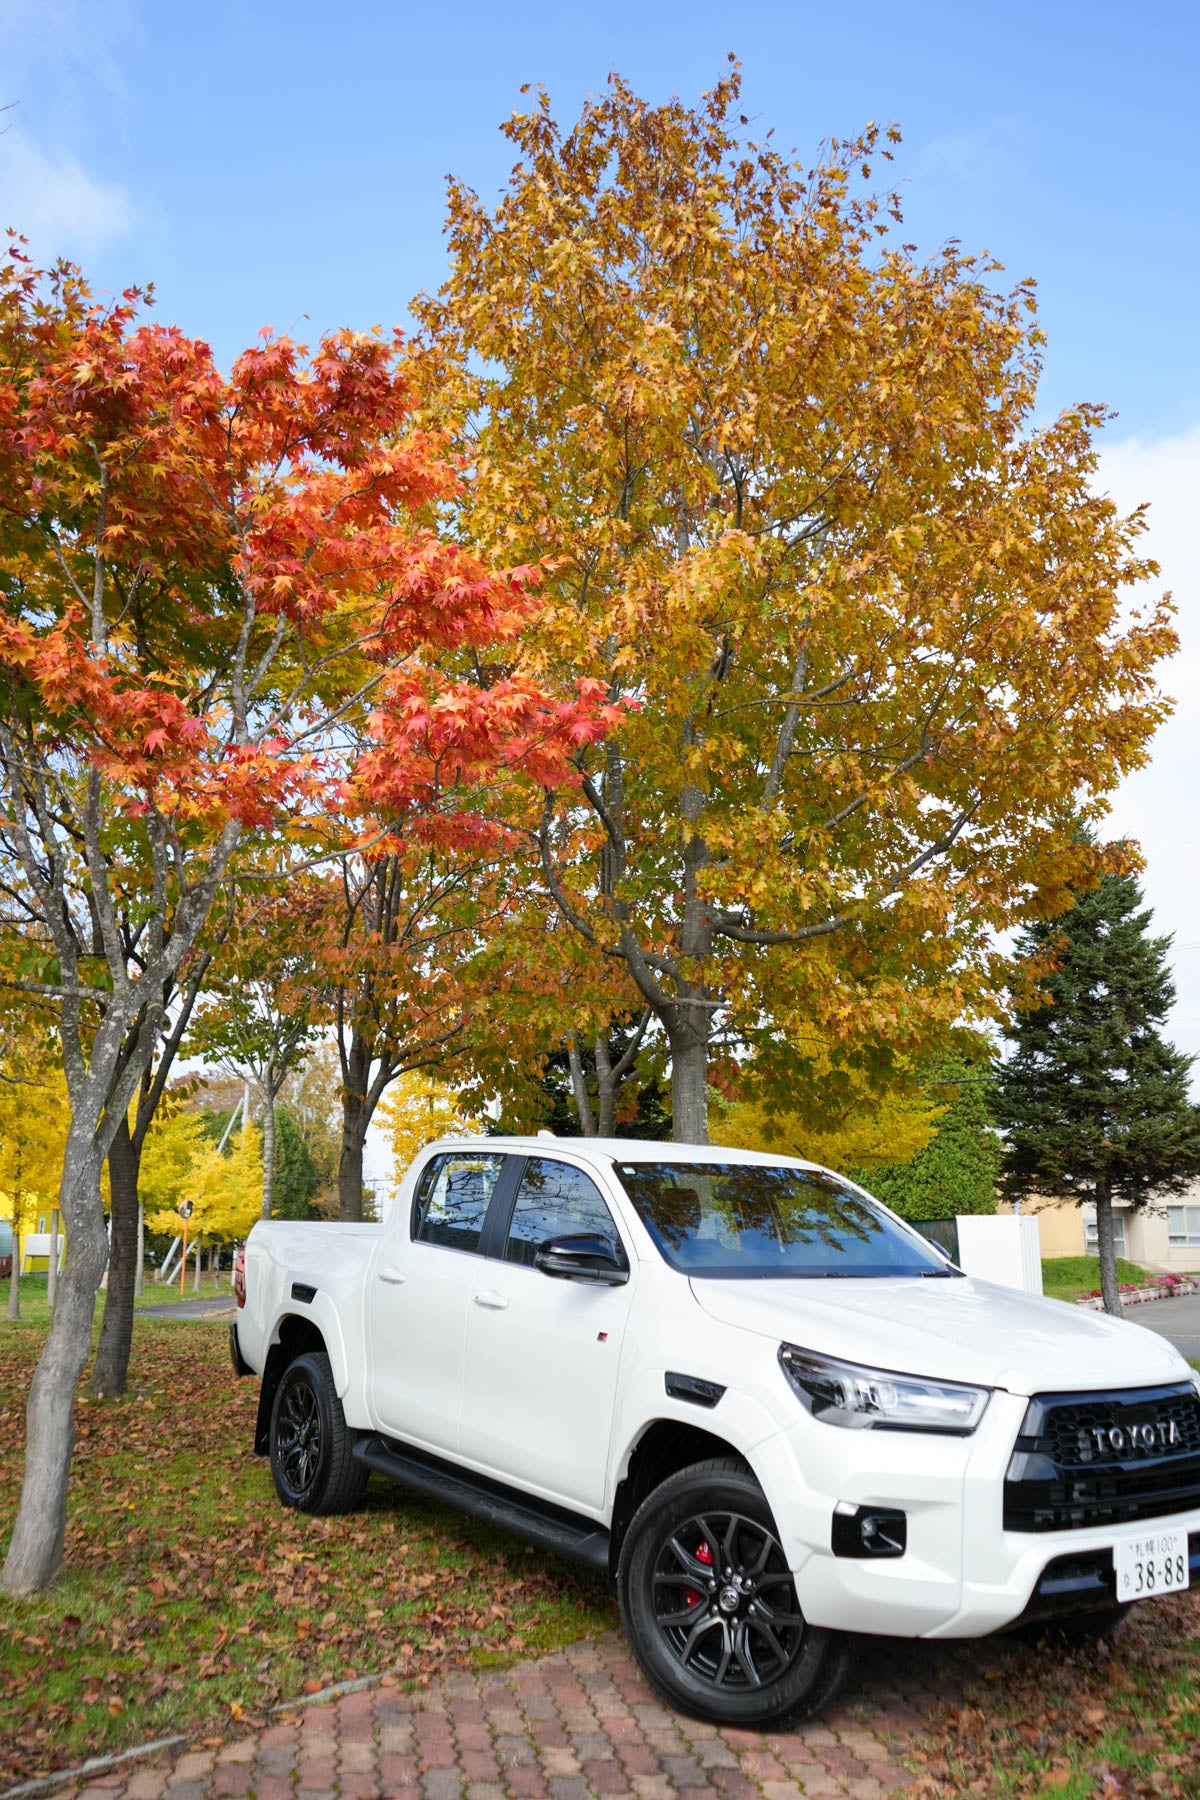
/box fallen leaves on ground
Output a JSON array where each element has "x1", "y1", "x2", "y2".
[
  {"x1": 0, "y1": 1320, "x2": 611, "y2": 1786},
  {"x1": 893, "y1": 1593, "x2": 1200, "y2": 1799}
]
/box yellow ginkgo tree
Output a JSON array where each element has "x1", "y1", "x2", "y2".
[
  {"x1": 0, "y1": 1036, "x2": 69, "y2": 1321},
  {"x1": 143, "y1": 1112, "x2": 263, "y2": 1257},
  {"x1": 379, "y1": 1071, "x2": 480, "y2": 1205}
]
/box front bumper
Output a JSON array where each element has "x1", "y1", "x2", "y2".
[{"x1": 755, "y1": 1387, "x2": 1200, "y2": 1639}]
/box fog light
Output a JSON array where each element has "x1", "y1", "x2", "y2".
[{"x1": 831, "y1": 1502, "x2": 907, "y2": 1559}]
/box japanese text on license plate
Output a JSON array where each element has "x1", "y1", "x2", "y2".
[{"x1": 1113, "y1": 1527, "x2": 1189, "y2": 1600}]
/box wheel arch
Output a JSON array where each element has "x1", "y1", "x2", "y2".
[
  {"x1": 253, "y1": 1313, "x2": 331, "y2": 1454},
  {"x1": 609, "y1": 1418, "x2": 754, "y2": 1578}
]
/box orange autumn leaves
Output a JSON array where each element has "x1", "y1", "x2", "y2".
[{"x1": 0, "y1": 251, "x2": 615, "y2": 850}]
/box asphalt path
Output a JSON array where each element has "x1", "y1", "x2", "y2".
[
  {"x1": 137, "y1": 1293, "x2": 236, "y2": 1321},
  {"x1": 1123, "y1": 1290, "x2": 1200, "y2": 1362}
]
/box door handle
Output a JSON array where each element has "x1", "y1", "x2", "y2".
[
  {"x1": 378, "y1": 1267, "x2": 406, "y2": 1285},
  {"x1": 473, "y1": 1290, "x2": 509, "y2": 1310}
]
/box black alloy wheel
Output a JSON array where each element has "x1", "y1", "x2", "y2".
[
  {"x1": 618, "y1": 1458, "x2": 849, "y2": 1727},
  {"x1": 651, "y1": 1507, "x2": 804, "y2": 1691},
  {"x1": 275, "y1": 1372, "x2": 322, "y2": 1498},
  {"x1": 268, "y1": 1350, "x2": 368, "y2": 1515}
]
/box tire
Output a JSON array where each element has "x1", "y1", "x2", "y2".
[
  {"x1": 617, "y1": 1457, "x2": 850, "y2": 1728},
  {"x1": 269, "y1": 1351, "x2": 368, "y2": 1515}
]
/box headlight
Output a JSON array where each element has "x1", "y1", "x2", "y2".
[{"x1": 779, "y1": 1344, "x2": 991, "y2": 1435}]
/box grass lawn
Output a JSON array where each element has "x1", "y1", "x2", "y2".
[
  {"x1": 1041, "y1": 1256, "x2": 1159, "y2": 1303},
  {"x1": 0, "y1": 1316, "x2": 612, "y2": 1788}
]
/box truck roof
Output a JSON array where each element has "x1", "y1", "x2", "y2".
[{"x1": 422, "y1": 1134, "x2": 823, "y2": 1172}]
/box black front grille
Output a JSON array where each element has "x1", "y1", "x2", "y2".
[
  {"x1": 1036, "y1": 1390, "x2": 1200, "y2": 1467},
  {"x1": 1005, "y1": 1383, "x2": 1200, "y2": 1532}
]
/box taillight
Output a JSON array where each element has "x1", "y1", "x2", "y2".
[{"x1": 233, "y1": 1245, "x2": 246, "y2": 1309}]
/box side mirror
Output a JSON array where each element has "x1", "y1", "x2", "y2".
[{"x1": 534, "y1": 1233, "x2": 630, "y2": 1286}]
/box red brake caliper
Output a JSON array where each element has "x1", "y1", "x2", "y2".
[{"x1": 687, "y1": 1537, "x2": 713, "y2": 1606}]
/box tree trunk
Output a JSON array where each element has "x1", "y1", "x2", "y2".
[
  {"x1": 135, "y1": 1201, "x2": 144, "y2": 1298},
  {"x1": 1094, "y1": 1173, "x2": 1123, "y2": 1318},
  {"x1": 90, "y1": 1118, "x2": 142, "y2": 1398},
  {"x1": 566, "y1": 1036, "x2": 597, "y2": 1136},
  {"x1": 338, "y1": 1030, "x2": 373, "y2": 1221},
  {"x1": 260, "y1": 1098, "x2": 276, "y2": 1221},
  {"x1": 7, "y1": 1217, "x2": 18, "y2": 1321},
  {"x1": 668, "y1": 1014, "x2": 710, "y2": 1145},
  {"x1": 595, "y1": 1035, "x2": 617, "y2": 1138},
  {"x1": 1, "y1": 1135, "x2": 108, "y2": 1594}
]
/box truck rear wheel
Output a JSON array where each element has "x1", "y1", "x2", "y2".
[
  {"x1": 617, "y1": 1458, "x2": 849, "y2": 1728},
  {"x1": 269, "y1": 1351, "x2": 368, "y2": 1515}
]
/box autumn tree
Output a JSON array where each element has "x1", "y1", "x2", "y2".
[
  {"x1": 379, "y1": 1068, "x2": 480, "y2": 1193},
  {"x1": 849, "y1": 1057, "x2": 1002, "y2": 1220},
  {"x1": 413, "y1": 68, "x2": 1176, "y2": 1143},
  {"x1": 191, "y1": 888, "x2": 328, "y2": 1221},
  {"x1": 0, "y1": 1011, "x2": 68, "y2": 1321},
  {"x1": 326, "y1": 847, "x2": 483, "y2": 1220},
  {"x1": 90, "y1": 918, "x2": 225, "y2": 1397},
  {"x1": 718, "y1": 1052, "x2": 943, "y2": 1175},
  {"x1": 0, "y1": 249, "x2": 613, "y2": 1593},
  {"x1": 146, "y1": 1115, "x2": 264, "y2": 1248},
  {"x1": 996, "y1": 870, "x2": 1200, "y2": 1315},
  {"x1": 283, "y1": 1042, "x2": 341, "y2": 1206}
]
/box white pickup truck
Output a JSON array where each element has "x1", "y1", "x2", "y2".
[{"x1": 232, "y1": 1135, "x2": 1200, "y2": 1727}]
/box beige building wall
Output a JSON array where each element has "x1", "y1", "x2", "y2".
[
  {"x1": 997, "y1": 1197, "x2": 1086, "y2": 1258},
  {"x1": 1000, "y1": 1184, "x2": 1200, "y2": 1273}
]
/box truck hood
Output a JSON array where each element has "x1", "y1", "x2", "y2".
[{"x1": 689, "y1": 1275, "x2": 1190, "y2": 1396}]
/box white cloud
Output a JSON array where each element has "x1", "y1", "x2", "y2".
[
  {"x1": 0, "y1": 122, "x2": 134, "y2": 258},
  {"x1": 1097, "y1": 425, "x2": 1200, "y2": 1073}
]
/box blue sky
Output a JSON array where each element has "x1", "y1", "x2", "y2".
[
  {"x1": 3, "y1": 0, "x2": 1200, "y2": 1115},
  {"x1": 3, "y1": 0, "x2": 1197, "y2": 435}
]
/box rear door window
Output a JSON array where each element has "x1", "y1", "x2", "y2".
[{"x1": 412, "y1": 1153, "x2": 508, "y2": 1255}]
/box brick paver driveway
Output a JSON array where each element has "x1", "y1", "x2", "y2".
[{"x1": 49, "y1": 1632, "x2": 950, "y2": 1800}]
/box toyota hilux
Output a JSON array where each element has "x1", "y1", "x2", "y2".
[{"x1": 231, "y1": 1136, "x2": 1200, "y2": 1727}]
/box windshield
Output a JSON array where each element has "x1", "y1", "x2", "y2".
[{"x1": 614, "y1": 1161, "x2": 953, "y2": 1279}]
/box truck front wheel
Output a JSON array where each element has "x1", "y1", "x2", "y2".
[
  {"x1": 617, "y1": 1458, "x2": 849, "y2": 1728},
  {"x1": 268, "y1": 1351, "x2": 368, "y2": 1515}
]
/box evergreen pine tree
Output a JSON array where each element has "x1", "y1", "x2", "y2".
[
  {"x1": 271, "y1": 1107, "x2": 319, "y2": 1220},
  {"x1": 996, "y1": 869, "x2": 1200, "y2": 1315}
]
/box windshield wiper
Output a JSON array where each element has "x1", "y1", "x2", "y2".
[{"x1": 919, "y1": 1267, "x2": 961, "y2": 1278}]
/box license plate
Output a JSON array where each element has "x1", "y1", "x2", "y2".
[{"x1": 1113, "y1": 1526, "x2": 1190, "y2": 1601}]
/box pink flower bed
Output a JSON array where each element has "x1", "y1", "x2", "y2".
[{"x1": 1074, "y1": 1275, "x2": 1197, "y2": 1309}]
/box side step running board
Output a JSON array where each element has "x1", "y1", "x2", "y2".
[{"x1": 352, "y1": 1434, "x2": 611, "y2": 1572}]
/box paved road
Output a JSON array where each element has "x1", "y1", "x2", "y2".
[
  {"x1": 137, "y1": 1294, "x2": 236, "y2": 1322},
  {"x1": 1123, "y1": 1290, "x2": 1200, "y2": 1362},
  {"x1": 48, "y1": 1630, "x2": 952, "y2": 1800}
]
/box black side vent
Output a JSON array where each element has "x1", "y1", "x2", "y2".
[
  {"x1": 665, "y1": 1372, "x2": 726, "y2": 1409},
  {"x1": 290, "y1": 1282, "x2": 317, "y2": 1304}
]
